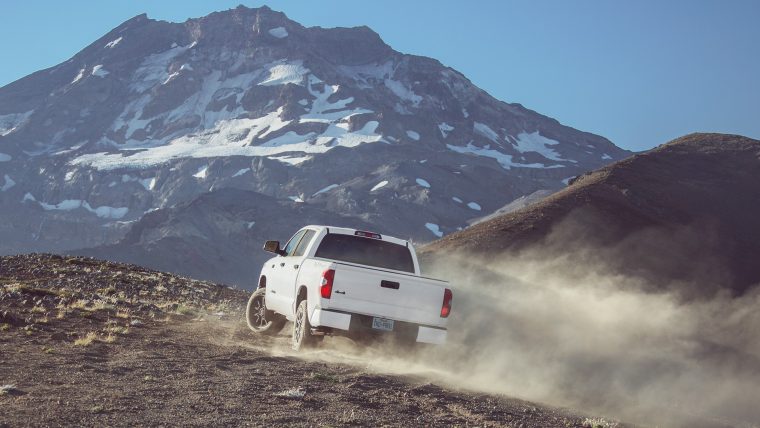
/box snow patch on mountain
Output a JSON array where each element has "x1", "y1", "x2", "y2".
[
  {"x1": 165, "y1": 69, "x2": 264, "y2": 131},
  {"x1": 406, "y1": 130, "x2": 420, "y2": 141},
  {"x1": 322, "y1": 120, "x2": 383, "y2": 148},
  {"x1": 47, "y1": 200, "x2": 128, "y2": 219},
  {"x1": 22, "y1": 194, "x2": 128, "y2": 219},
  {"x1": 71, "y1": 68, "x2": 86, "y2": 84},
  {"x1": 109, "y1": 97, "x2": 152, "y2": 140},
  {"x1": 268, "y1": 27, "x2": 288, "y2": 38},
  {"x1": 232, "y1": 168, "x2": 250, "y2": 177},
  {"x1": 131, "y1": 42, "x2": 195, "y2": 93},
  {"x1": 0, "y1": 153, "x2": 12, "y2": 162},
  {"x1": 425, "y1": 222, "x2": 443, "y2": 238},
  {"x1": 119, "y1": 174, "x2": 155, "y2": 190},
  {"x1": 193, "y1": 165, "x2": 209, "y2": 179},
  {"x1": 337, "y1": 61, "x2": 394, "y2": 89},
  {"x1": 267, "y1": 154, "x2": 312, "y2": 166},
  {"x1": 393, "y1": 103, "x2": 411, "y2": 115},
  {"x1": 121, "y1": 174, "x2": 133, "y2": 183},
  {"x1": 162, "y1": 64, "x2": 192, "y2": 85},
  {"x1": 52, "y1": 141, "x2": 86, "y2": 157},
  {"x1": 416, "y1": 178, "x2": 431, "y2": 188},
  {"x1": 384, "y1": 78, "x2": 422, "y2": 107},
  {"x1": 312, "y1": 184, "x2": 338, "y2": 197},
  {"x1": 452, "y1": 196, "x2": 463, "y2": 203},
  {"x1": 139, "y1": 177, "x2": 157, "y2": 191},
  {"x1": 300, "y1": 76, "x2": 371, "y2": 123},
  {"x1": 447, "y1": 143, "x2": 559, "y2": 170},
  {"x1": 1, "y1": 174, "x2": 15, "y2": 191},
  {"x1": 91, "y1": 65, "x2": 109, "y2": 77},
  {"x1": 371, "y1": 180, "x2": 388, "y2": 192},
  {"x1": 0, "y1": 111, "x2": 33, "y2": 137},
  {"x1": 258, "y1": 60, "x2": 309, "y2": 86},
  {"x1": 438, "y1": 122, "x2": 454, "y2": 138},
  {"x1": 289, "y1": 195, "x2": 304, "y2": 203},
  {"x1": 467, "y1": 202, "x2": 481, "y2": 211},
  {"x1": 163, "y1": 72, "x2": 180, "y2": 85},
  {"x1": 473, "y1": 122, "x2": 499, "y2": 143},
  {"x1": 104, "y1": 37, "x2": 123, "y2": 49},
  {"x1": 108, "y1": 90, "x2": 285, "y2": 152},
  {"x1": 513, "y1": 131, "x2": 563, "y2": 161}
]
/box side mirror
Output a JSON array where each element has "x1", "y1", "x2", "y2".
[{"x1": 263, "y1": 240, "x2": 285, "y2": 256}]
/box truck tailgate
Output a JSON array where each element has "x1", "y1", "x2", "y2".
[{"x1": 324, "y1": 262, "x2": 447, "y2": 328}]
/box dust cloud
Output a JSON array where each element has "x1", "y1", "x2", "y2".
[
  {"x1": 280, "y1": 248, "x2": 760, "y2": 427},
  {"x1": 417, "y1": 251, "x2": 760, "y2": 426}
]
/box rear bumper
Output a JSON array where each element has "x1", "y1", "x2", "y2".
[
  {"x1": 416, "y1": 325, "x2": 447, "y2": 345},
  {"x1": 311, "y1": 307, "x2": 352, "y2": 330},
  {"x1": 310, "y1": 308, "x2": 447, "y2": 345}
]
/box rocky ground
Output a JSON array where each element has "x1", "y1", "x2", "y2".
[{"x1": 0, "y1": 254, "x2": 615, "y2": 427}]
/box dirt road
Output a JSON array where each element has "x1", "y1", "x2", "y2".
[
  {"x1": 0, "y1": 254, "x2": 603, "y2": 427},
  {"x1": 2, "y1": 318, "x2": 599, "y2": 427}
]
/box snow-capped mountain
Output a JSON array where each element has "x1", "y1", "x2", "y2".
[{"x1": 0, "y1": 6, "x2": 628, "y2": 276}]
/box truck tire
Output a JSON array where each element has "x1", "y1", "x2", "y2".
[
  {"x1": 291, "y1": 299, "x2": 315, "y2": 351},
  {"x1": 245, "y1": 288, "x2": 285, "y2": 335}
]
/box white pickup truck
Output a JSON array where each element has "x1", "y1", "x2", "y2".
[{"x1": 245, "y1": 225, "x2": 452, "y2": 350}]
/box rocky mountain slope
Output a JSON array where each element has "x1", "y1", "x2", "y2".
[
  {"x1": 422, "y1": 133, "x2": 760, "y2": 295},
  {"x1": 0, "y1": 5, "x2": 628, "y2": 266},
  {"x1": 0, "y1": 254, "x2": 604, "y2": 427},
  {"x1": 78, "y1": 188, "x2": 375, "y2": 285}
]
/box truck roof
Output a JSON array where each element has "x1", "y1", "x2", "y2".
[{"x1": 303, "y1": 225, "x2": 410, "y2": 247}]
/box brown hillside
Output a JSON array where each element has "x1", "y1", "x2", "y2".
[{"x1": 422, "y1": 133, "x2": 760, "y2": 295}]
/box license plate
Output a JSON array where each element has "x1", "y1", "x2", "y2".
[{"x1": 372, "y1": 317, "x2": 394, "y2": 331}]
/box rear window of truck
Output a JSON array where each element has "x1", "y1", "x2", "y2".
[{"x1": 314, "y1": 234, "x2": 415, "y2": 273}]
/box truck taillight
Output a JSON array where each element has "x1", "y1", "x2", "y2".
[
  {"x1": 321, "y1": 269, "x2": 335, "y2": 299},
  {"x1": 440, "y1": 288, "x2": 452, "y2": 318}
]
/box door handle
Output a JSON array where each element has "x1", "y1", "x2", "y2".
[
  {"x1": 381, "y1": 280, "x2": 400, "y2": 290},
  {"x1": 280, "y1": 262, "x2": 285, "y2": 267},
  {"x1": 293, "y1": 264, "x2": 299, "y2": 269},
  {"x1": 335, "y1": 290, "x2": 345, "y2": 295}
]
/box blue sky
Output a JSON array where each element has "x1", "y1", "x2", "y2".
[{"x1": 1, "y1": 1, "x2": 758, "y2": 151}]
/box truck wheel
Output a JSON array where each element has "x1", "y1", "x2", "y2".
[
  {"x1": 292, "y1": 299, "x2": 315, "y2": 351},
  {"x1": 246, "y1": 288, "x2": 285, "y2": 335}
]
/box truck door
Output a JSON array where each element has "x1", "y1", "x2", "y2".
[
  {"x1": 281, "y1": 229, "x2": 316, "y2": 314},
  {"x1": 266, "y1": 229, "x2": 306, "y2": 315},
  {"x1": 267, "y1": 229, "x2": 316, "y2": 317}
]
